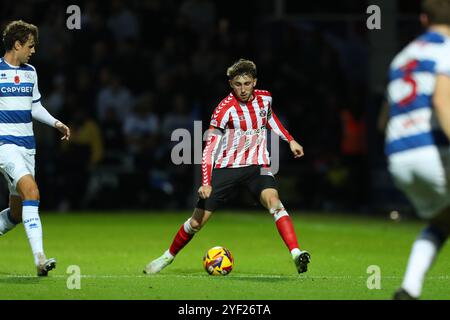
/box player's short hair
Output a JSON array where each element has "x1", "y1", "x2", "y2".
[
  {"x1": 226, "y1": 59, "x2": 257, "y2": 79},
  {"x1": 2, "y1": 20, "x2": 38, "y2": 51},
  {"x1": 423, "y1": 0, "x2": 450, "y2": 26}
]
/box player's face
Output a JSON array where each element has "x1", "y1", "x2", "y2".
[
  {"x1": 229, "y1": 75, "x2": 257, "y2": 102},
  {"x1": 16, "y1": 35, "x2": 36, "y2": 64}
]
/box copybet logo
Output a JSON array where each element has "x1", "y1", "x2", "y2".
[{"x1": 1, "y1": 85, "x2": 33, "y2": 93}]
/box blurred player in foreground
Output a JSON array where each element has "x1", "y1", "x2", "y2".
[
  {"x1": 0, "y1": 20, "x2": 70, "y2": 276},
  {"x1": 144, "y1": 59, "x2": 310, "y2": 274},
  {"x1": 385, "y1": 0, "x2": 450, "y2": 299}
]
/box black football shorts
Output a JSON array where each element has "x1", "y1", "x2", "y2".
[{"x1": 196, "y1": 165, "x2": 277, "y2": 212}]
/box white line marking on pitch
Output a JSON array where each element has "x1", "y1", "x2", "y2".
[{"x1": 1, "y1": 274, "x2": 449, "y2": 280}]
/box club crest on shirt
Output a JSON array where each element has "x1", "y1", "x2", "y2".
[
  {"x1": 259, "y1": 110, "x2": 267, "y2": 117},
  {"x1": 14, "y1": 75, "x2": 20, "y2": 84},
  {"x1": 24, "y1": 72, "x2": 34, "y2": 81},
  {"x1": 238, "y1": 115, "x2": 245, "y2": 121}
]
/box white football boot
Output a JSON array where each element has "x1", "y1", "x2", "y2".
[
  {"x1": 293, "y1": 250, "x2": 311, "y2": 274},
  {"x1": 143, "y1": 250, "x2": 174, "y2": 274},
  {"x1": 36, "y1": 253, "x2": 57, "y2": 277}
]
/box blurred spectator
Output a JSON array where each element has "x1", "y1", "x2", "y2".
[
  {"x1": 123, "y1": 93, "x2": 160, "y2": 171},
  {"x1": 179, "y1": 0, "x2": 216, "y2": 34},
  {"x1": 339, "y1": 98, "x2": 369, "y2": 211},
  {"x1": 102, "y1": 107, "x2": 126, "y2": 163},
  {"x1": 44, "y1": 74, "x2": 66, "y2": 117},
  {"x1": 107, "y1": 0, "x2": 140, "y2": 41},
  {"x1": 96, "y1": 71, "x2": 134, "y2": 123},
  {"x1": 58, "y1": 105, "x2": 104, "y2": 210},
  {"x1": 161, "y1": 93, "x2": 194, "y2": 138}
]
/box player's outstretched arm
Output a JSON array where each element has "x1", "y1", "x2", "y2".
[
  {"x1": 200, "y1": 126, "x2": 223, "y2": 199},
  {"x1": 433, "y1": 74, "x2": 450, "y2": 140},
  {"x1": 55, "y1": 120, "x2": 71, "y2": 141},
  {"x1": 289, "y1": 140, "x2": 304, "y2": 158},
  {"x1": 31, "y1": 103, "x2": 70, "y2": 141}
]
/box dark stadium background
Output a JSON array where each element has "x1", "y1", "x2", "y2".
[{"x1": 0, "y1": 0, "x2": 423, "y2": 214}]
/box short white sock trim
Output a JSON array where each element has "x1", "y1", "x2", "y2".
[
  {"x1": 291, "y1": 248, "x2": 301, "y2": 258},
  {"x1": 183, "y1": 218, "x2": 196, "y2": 234},
  {"x1": 163, "y1": 249, "x2": 175, "y2": 260},
  {"x1": 270, "y1": 204, "x2": 289, "y2": 221}
]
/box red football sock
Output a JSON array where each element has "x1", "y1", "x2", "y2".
[
  {"x1": 169, "y1": 224, "x2": 195, "y2": 256},
  {"x1": 275, "y1": 215, "x2": 299, "y2": 251}
]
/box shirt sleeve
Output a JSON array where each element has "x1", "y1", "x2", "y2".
[
  {"x1": 210, "y1": 104, "x2": 231, "y2": 129},
  {"x1": 31, "y1": 102, "x2": 58, "y2": 127},
  {"x1": 30, "y1": 71, "x2": 58, "y2": 127},
  {"x1": 201, "y1": 127, "x2": 223, "y2": 186},
  {"x1": 32, "y1": 70, "x2": 42, "y2": 105},
  {"x1": 266, "y1": 104, "x2": 294, "y2": 142},
  {"x1": 436, "y1": 44, "x2": 450, "y2": 76}
]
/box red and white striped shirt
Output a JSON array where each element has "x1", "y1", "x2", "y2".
[{"x1": 201, "y1": 89, "x2": 294, "y2": 186}]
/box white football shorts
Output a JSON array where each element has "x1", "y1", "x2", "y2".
[
  {"x1": 0, "y1": 144, "x2": 35, "y2": 196},
  {"x1": 388, "y1": 145, "x2": 450, "y2": 219}
]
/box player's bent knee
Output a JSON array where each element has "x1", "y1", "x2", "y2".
[
  {"x1": 21, "y1": 187, "x2": 40, "y2": 201},
  {"x1": 260, "y1": 188, "x2": 280, "y2": 208},
  {"x1": 16, "y1": 176, "x2": 40, "y2": 201}
]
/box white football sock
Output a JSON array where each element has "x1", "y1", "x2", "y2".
[
  {"x1": 291, "y1": 248, "x2": 301, "y2": 258},
  {"x1": 0, "y1": 208, "x2": 17, "y2": 235},
  {"x1": 401, "y1": 239, "x2": 437, "y2": 298},
  {"x1": 163, "y1": 249, "x2": 174, "y2": 260},
  {"x1": 22, "y1": 201, "x2": 44, "y2": 266},
  {"x1": 183, "y1": 218, "x2": 197, "y2": 235}
]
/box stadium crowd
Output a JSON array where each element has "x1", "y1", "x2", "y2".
[{"x1": 0, "y1": 0, "x2": 420, "y2": 213}]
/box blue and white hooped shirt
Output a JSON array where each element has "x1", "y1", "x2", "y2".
[
  {"x1": 386, "y1": 31, "x2": 450, "y2": 156},
  {"x1": 0, "y1": 57, "x2": 41, "y2": 151}
]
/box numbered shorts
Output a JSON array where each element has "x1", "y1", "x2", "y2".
[
  {"x1": 0, "y1": 144, "x2": 35, "y2": 196},
  {"x1": 388, "y1": 145, "x2": 450, "y2": 219},
  {"x1": 196, "y1": 165, "x2": 277, "y2": 212}
]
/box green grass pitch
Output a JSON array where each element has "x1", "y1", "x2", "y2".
[{"x1": 0, "y1": 211, "x2": 448, "y2": 300}]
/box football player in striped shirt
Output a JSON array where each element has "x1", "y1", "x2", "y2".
[
  {"x1": 385, "y1": 0, "x2": 450, "y2": 299},
  {"x1": 145, "y1": 59, "x2": 310, "y2": 274},
  {"x1": 0, "y1": 21, "x2": 70, "y2": 276}
]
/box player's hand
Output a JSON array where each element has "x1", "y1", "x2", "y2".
[
  {"x1": 55, "y1": 121, "x2": 70, "y2": 141},
  {"x1": 289, "y1": 140, "x2": 304, "y2": 158},
  {"x1": 198, "y1": 185, "x2": 212, "y2": 199}
]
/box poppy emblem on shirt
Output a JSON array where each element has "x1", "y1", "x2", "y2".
[
  {"x1": 260, "y1": 110, "x2": 267, "y2": 117},
  {"x1": 14, "y1": 75, "x2": 20, "y2": 84}
]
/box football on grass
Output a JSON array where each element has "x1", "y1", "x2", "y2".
[{"x1": 203, "y1": 246, "x2": 234, "y2": 276}]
